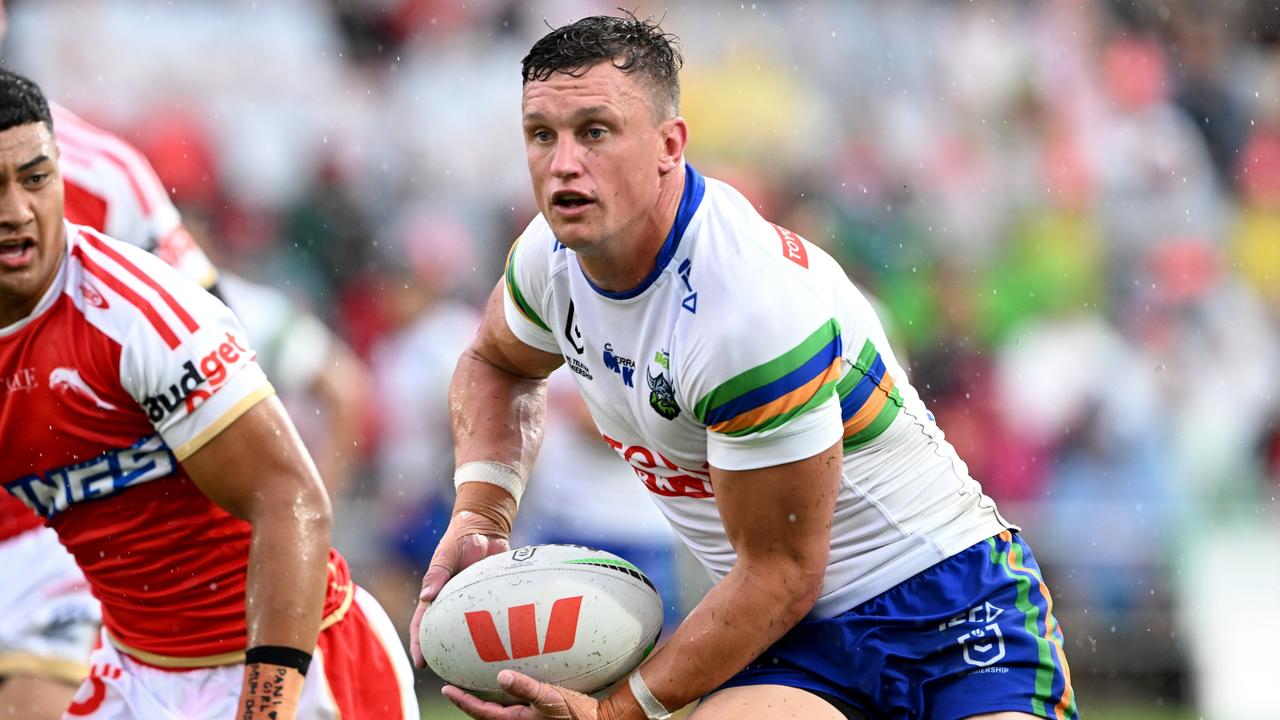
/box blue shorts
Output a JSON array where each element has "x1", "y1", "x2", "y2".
[{"x1": 717, "y1": 532, "x2": 1078, "y2": 720}]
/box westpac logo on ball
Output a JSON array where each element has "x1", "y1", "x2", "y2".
[
  {"x1": 421, "y1": 545, "x2": 662, "y2": 704},
  {"x1": 464, "y1": 595, "x2": 583, "y2": 662}
]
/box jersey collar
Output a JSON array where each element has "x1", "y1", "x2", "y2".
[
  {"x1": 0, "y1": 223, "x2": 72, "y2": 336},
  {"x1": 580, "y1": 163, "x2": 706, "y2": 300}
]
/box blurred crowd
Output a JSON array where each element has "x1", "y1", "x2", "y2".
[{"x1": 6, "y1": 0, "x2": 1280, "y2": 714}]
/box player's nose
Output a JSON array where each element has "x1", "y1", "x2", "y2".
[
  {"x1": 0, "y1": 183, "x2": 35, "y2": 233},
  {"x1": 548, "y1": 136, "x2": 583, "y2": 178}
]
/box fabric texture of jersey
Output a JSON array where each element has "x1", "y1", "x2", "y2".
[
  {"x1": 0, "y1": 526, "x2": 99, "y2": 684},
  {"x1": 715, "y1": 531, "x2": 1078, "y2": 720},
  {"x1": 0, "y1": 224, "x2": 349, "y2": 664},
  {"x1": 502, "y1": 165, "x2": 1012, "y2": 616},
  {"x1": 0, "y1": 104, "x2": 220, "y2": 543},
  {"x1": 64, "y1": 587, "x2": 418, "y2": 719}
]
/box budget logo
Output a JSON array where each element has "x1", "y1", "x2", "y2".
[
  {"x1": 142, "y1": 332, "x2": 251, "y2": 421},
  {"x1": 464, "y1": 596, "x2": 583, "y2": 662}
]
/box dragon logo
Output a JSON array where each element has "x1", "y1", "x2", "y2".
[
  {"x1": 646, "y1": 368, "x2": 680, "y2": 421},
  {"x1": 49, "y1": 368, "x2": 117, "y2": 411}
]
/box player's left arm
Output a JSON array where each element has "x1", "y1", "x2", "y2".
[
  {"x1": 442, "y1": 443, "x2": 841, "y2": 720},
  {"x1": 181, "y1": 394, "x2": 331, "y2": 720}
]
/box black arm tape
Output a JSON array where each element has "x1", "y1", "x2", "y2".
[{"x1": 245, "y1": 645, "x2": 312, "y2": 676}]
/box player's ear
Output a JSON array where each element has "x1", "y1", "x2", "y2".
[{"x1": 657, "y1": 116, "x2": 687, "y2": 174}]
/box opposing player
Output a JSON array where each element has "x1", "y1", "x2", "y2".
[
  {"x1": 0, "y1": 69, "x2": 417, "y2": 718},
  {"x1": 412, "y1": 14, "x2": 1076, "y2": 720},
  {"x1": 0, "y1": 15, "x2": 230, "y2": 717}
]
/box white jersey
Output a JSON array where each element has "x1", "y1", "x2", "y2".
[{"x1": 503, "y1": 166, "x2": 1012, "y2": 617}]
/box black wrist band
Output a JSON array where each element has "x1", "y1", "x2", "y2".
[{"x1": 245, "y1": 645, "x2": 312, "y2": 676}]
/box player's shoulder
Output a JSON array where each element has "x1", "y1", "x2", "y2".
[
  {"x1": 66, "y1": 224, "x2": 219, "y2": 348},
  {"x1": 695, "y1": 176, "x2": 838, "y2": 279},
  {"x1": 682, "y1": 177, "x2": 843, "y2": 325}
]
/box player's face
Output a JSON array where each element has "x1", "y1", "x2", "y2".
[
  {"x1": 0, "y1": 121, "x2": 64, "y2": 326},
  {"x1": 521, "y1": 62, "x2": 673, "y2": 253}
]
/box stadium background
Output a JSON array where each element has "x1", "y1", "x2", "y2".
[{"x1": 6, "y1": 0, "x2": 1280, "y2": 718}]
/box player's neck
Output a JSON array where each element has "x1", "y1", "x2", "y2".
[{"x1": 578, "y1": 164, "x2": 686, "y2": 294}]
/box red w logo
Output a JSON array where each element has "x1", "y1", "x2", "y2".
[{"x1": 464, "y1": 596, "x2": 584, "y2": 662}]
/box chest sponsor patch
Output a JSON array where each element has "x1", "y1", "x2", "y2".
[{"x1": 5, "y1": 434, "x2": 177, "y2": 518}]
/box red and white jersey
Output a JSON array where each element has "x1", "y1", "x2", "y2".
[
  {"x1": 0, "y1": 224, "x2": 351, "y2": 666},
  {"x1": 0, "y1": 104, "x2": 220, "y2": 543},
  {"x1": 53, "y1": 103, "x2": 217, "y2": 290}
]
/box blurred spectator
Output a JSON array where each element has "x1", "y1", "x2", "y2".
[
  {"x1": 217, "y1": 271, "x2": 370, "y2": 498},
  {"x1": 361, "y1": 208, "x2": 481, "y2": 630}
]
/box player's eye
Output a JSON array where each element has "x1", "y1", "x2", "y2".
[
  {"x1": 585, "y1": 127, "x2": 607, "y2": 140},
  {"x1": 532, "y1": 130, "x2": 553, "y2": 144},
  {"x1": 23, "y1": 173, "x2": 48, "y2": 188}
]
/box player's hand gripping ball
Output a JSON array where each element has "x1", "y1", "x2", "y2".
[{"x1": 420, "y1": 544, "x2": 663, "y2": 704}]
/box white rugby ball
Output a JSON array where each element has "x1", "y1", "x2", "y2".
[{"x1": 421, "y1": 544, "x2": 663, "y2": 704}]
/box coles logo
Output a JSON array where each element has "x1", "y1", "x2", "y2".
[
  {"x1": 142, "y1": 332, "x2": 252, "y2": 422},
  {"x1": 601, "y1": 433, "x2": 713, "y2": 499}
]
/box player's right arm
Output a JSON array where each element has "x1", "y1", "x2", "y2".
[{"x1": 408, "y1": 279, "x2": 564, "y2": 666}]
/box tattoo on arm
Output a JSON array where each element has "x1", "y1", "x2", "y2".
[{"x1": 241, "y1": 664, "x2": 294, "y2": 719}]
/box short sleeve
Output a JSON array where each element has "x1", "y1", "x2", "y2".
[
  {"x1": 115, "y1": 253, "x2": 274, "y2": 461},
  {"x1": 501, "y1": 218, "x2": 560, "y2": 354},
  {"x1": 680, "y1": 298, "x2": 845, "y2": 472}
]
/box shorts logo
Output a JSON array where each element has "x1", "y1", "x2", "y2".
[
  {"x1": 512, "y1": 547, "x2": 537, "y2": 562},
  {"x1": 142, "y1": 331, "x2": 250, "y2": 422},
  {"x1": 65, "y1": 665, "x2": 122, "y2": 716},
  {"x1": 958, "y1": 623, "x2": 1006, "y2": 668},
  {"x1": 464, "y1": 596, "x2": 583, "y2": 662},
  {"x1": 943, "y1": 602, "x2": 1007, "y2": 668}
]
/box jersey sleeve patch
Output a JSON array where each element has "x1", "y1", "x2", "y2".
[
  {"x1": 694, "y1": 318, "x2": 842, "y2": 436},
  {"x1": 837, "y1": 338, "x2": 905, "y2": 450},
  {"x1": 505, "y1": 238, "x2": 550, "y2": 333}
]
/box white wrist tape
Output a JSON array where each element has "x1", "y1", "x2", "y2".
[
  {"x1": 453, "y1": 461, "x2": 526, "y2": 507},
  {"x1": 629, "y1": 671, "x2": 672, "y2": 720}
]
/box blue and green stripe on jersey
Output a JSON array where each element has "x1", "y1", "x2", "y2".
[
  {"x1": 837, "y1": 339, "x2": 905, "y2": 451},
  {"x1": 694, "y1": 320, "x2": 843, "y2": 437},
  {"x1": 693, "y1": 323, "x2": 905, "y2": 446},
  {"x1": 504, "y1": 237, "x2": 550, "y2": 332}
]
